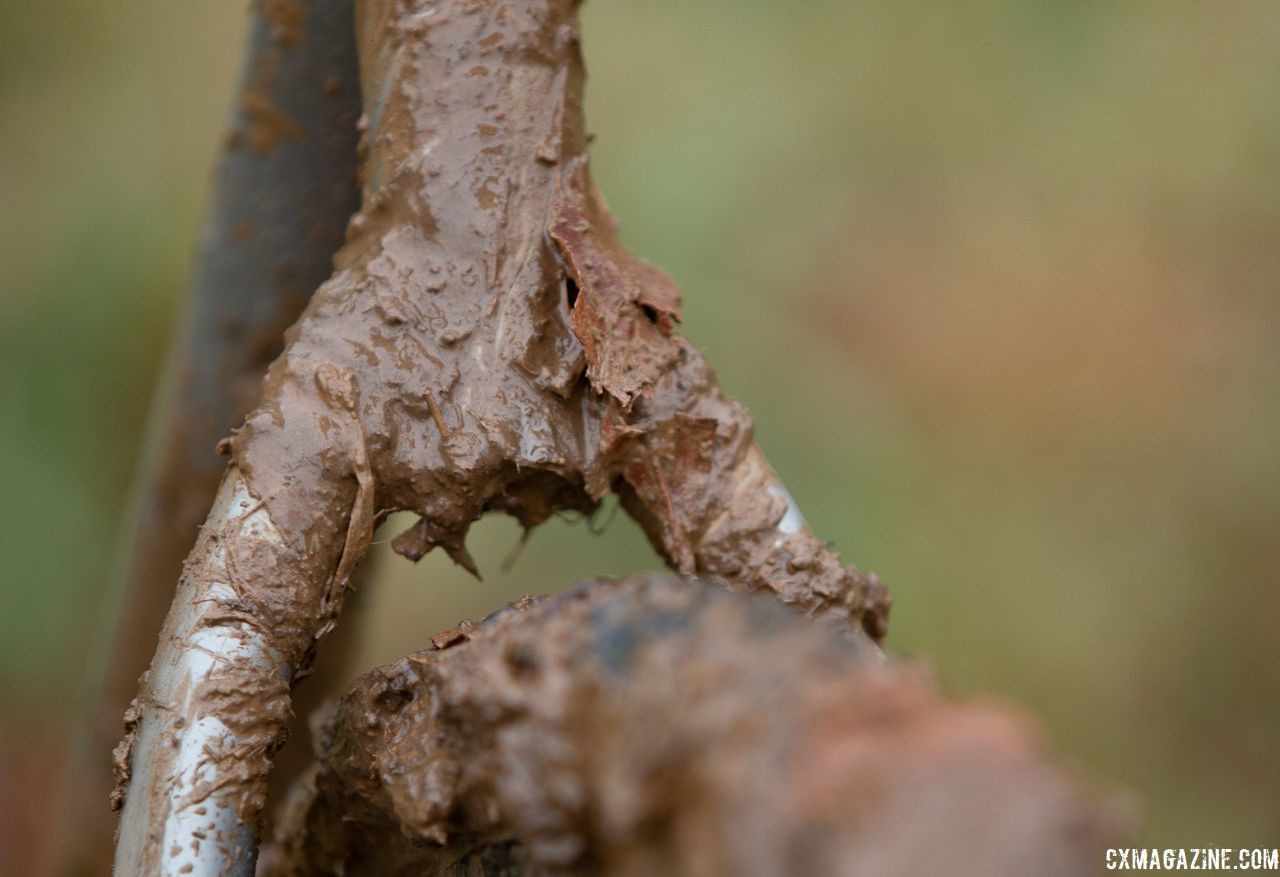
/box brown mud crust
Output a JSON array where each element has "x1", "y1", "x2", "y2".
[
  {"x1": 117, "y1": 0, "x2": 891, "y2": 870},
  {"x1": 258, "y1": 574, "x2": 1118, "y2": 877}
]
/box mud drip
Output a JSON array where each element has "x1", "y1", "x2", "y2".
[{"x1": 114, "y1": 1, "x2": 889, "y2": 873}]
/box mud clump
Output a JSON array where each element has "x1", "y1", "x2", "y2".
[{"x1": 259, "y1": 574, "x2": 1120, "y2": 877}]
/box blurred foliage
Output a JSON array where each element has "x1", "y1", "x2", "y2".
[{"x1": 2, "y1": 0, "x2": 1277, "y2": 855}]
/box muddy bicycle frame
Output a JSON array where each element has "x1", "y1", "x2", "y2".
[{"x1": 112, "y1": 2, "x2": 888, "y2": 873}]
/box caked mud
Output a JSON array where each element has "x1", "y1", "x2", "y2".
[
  {"x1": 258, "y1": 575, "x2": 1116, "y2": 877},
  {"x1": 114, "y1": 1, "x2": 887, "y2": 871}
]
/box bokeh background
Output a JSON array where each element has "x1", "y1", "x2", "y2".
[{"x1": 2, "y1": 0, "x2": 1278, "y2": 868}]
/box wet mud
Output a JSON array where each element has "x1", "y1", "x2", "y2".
[
  {"x1": 115, "y1": 0, "x2": 889, "y2": 870},
  {"x1": 259, "y1": 574, "x2": 1118, "y2": 876}
]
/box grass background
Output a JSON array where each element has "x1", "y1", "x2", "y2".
[{"x1": 2, "y1": 0, "x2": 1277, "y2": 863}]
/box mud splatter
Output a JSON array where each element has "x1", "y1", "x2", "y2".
[
  {"x1": 108, "y1": 697, "x2": 142, "y2": 813},
  {"x1": 241, "y1": 92, "x2": 305, "y2": 153},
  {"x1": 261, "y1": 0, "x2": 306, "y2": 47}
]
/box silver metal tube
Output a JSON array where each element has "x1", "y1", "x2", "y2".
[{"x1": 114, "y1": 473, "x2": 290, "y2": 875}]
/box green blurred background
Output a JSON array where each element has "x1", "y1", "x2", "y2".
[{"x1": 2, "y1": 0, "x2": 1278, "y2": 866}]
